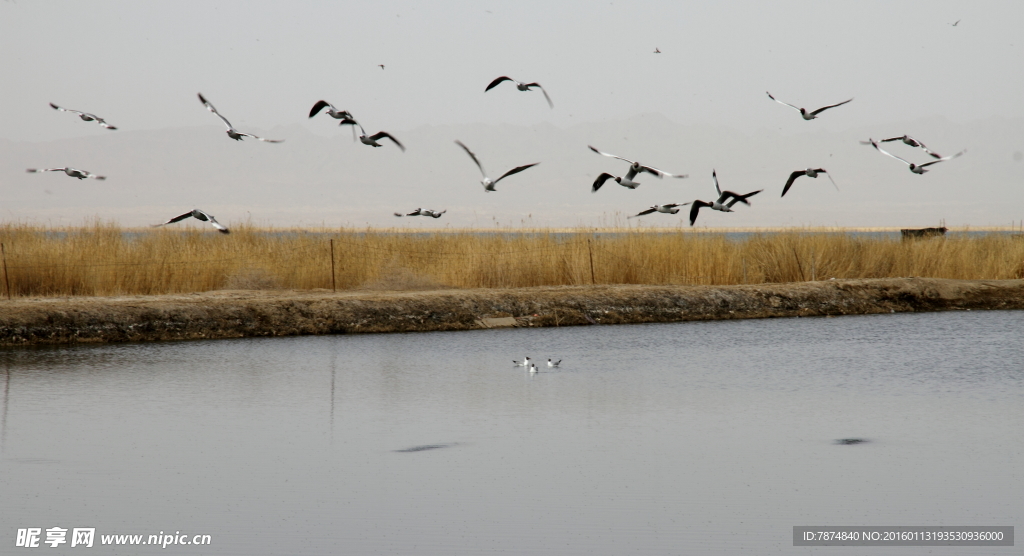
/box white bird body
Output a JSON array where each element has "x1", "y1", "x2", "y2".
[
  {"x1": 782, "y1": 168, "x2": 838, "y2": 197},
  {"x1": 627, "y1": 203, "x2": 687, "y2": 218},
  {"x1": 687, "y1": 170, "x2": 762, "y2": 225},
  {"x1": 868, "y1": 139, "x2": 964, "y2": 174},
  {"x1": 49, "y1": 103, "x2": 117, "y2": 129},
  {"x1": 338, "y1": 118, "x2": 405, "y2": 151},
  {"x1": 395, "y1": 208, "x2": 446, "y2": 218},
  {"x1": 198, "y1": 93, "x2": 283, "y2": 143},
  {"x1": 514, "y1": 357, "x2": 531, "y2": 367},
  {"x1": 485, "y1": 76, "x2": 553, "y2": 108},
  {"x1": 26, "y1": 167, "x2": 105, "y2": 180},
  {"x1": 308, "y1": 100, "x2": 353, "y2": 120},
  {"x1": 547, "y1": 359, "x2": 561, "y2": 368},
  {"x1": 766, "y1": 92, "x2": 852, "y2": 120},
  {"x1": 455, "y1": 141, "x2": 538, "y2": 191},
  {"x1": 876, "y1": 135, "x2": 943, "y2": 159},
  {"x1": 589, "y1": 146, "x2": 687, "y2": 192},
  {"x1": 152, "y1": 209, "x2": 229, "y2": 233},
  {"x1": 529, "y1": 364, "x2": 539, "y2": 374}
]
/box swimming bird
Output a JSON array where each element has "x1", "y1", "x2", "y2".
[
  {"x1": 766, "y1": 92, "x2": 853, "y2": 120},
  {"x1": 26, "y1": 167, "x2": 105, "y2": 180},
  {"x1": 514, "y1": 357, "x2": 531, "y2": 367},
  {"x1": 627, "y1": 203, "x2": 687, "y2": 218},
  {"x1": 547, "y1": 359, "x2": 561, "y2": 367},
  {"x1": 308, "y1": 100, "x2": 353, "y2": 120},
  {"x1": 866, "y1": 135, "x2": 944, "y2": 159},
  {"x1": 687, "y1": 170, "x2": 762, "y2": 226},
  {"x1": 529, "y1": 363, "x2": 539, "y2": 374},
  {"x1": 781, "y1": 168, "x2": 838, "y2": 197},
  {"x1": 198, "y1": 93, "x2": 283, "y2": 142},
  {"x1": 484, "y1": 76, "x2": 553, "y2": 108},
  {"x1": 49, "y1": 103, "x2": 117, "y2": 129},
  {"x1": 589, "y1": 146, "x2": 688, "y2": 192},
  {"x1": 337, "y1": 118, "x2": 405, "y2": 151},
  {"x1": 867, "y1": 139, "x2": 965, "y2": 174},
  {"x1": 455, "y1": 140, "x2": 539, "y2": 192},
  {"x1": 152, "y1": 209, "x2": 229, "y2": 233},
  {"x1": 394, "y1": 208, "x2": 446, "y2": 218}
]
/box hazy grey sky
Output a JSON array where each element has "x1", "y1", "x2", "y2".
[{"x1": 2, "y1": 1, "x2": 1023, "y2": 229}]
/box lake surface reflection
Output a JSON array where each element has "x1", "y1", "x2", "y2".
[{"x1": 2, "y1": 311, "x2": 1022, "y2": 555}]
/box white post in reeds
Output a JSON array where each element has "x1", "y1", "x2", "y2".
[
  {"x1": 329, "y1": 238, "x2": 337, "y2": 293},
  {"x1": 587, "y1": 238, "x2": 596, "y2": 285},
  {"x1": 1, "y1": 243, "x2": 10, "y2": 300}
]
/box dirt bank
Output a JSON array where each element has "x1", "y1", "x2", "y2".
[{"x1": 1, "y1": 278, "x2": 1022, "y2": 346}]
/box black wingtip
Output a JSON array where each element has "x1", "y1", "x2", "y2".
[{"x1": 49, "y1": 102, "x2": 59, "y2": 110}]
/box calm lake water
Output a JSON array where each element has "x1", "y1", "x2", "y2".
[{"x1": 1, "y1": 311, "x2": 1021, "y2": 555}]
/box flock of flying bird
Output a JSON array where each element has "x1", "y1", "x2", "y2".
[{"x1": 26, "y1": 73, "x2": 967, "y2": 230}]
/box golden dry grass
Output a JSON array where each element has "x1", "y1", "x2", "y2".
[{"x1": 1, "y1": 222, "x2": 1022, "y2": 297}]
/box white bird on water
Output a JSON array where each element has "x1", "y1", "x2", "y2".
[
  {"x1": 484, "y1": 76, "x2": 553, "y2": 108},
  {"x1": 338, "y1": 118, "x2": 405, "y2": 151},
  {"x1": 529, "y1": 363, "x2": 539, "y2": 374},
  {"x1": 588, "y1": 146, "x2": 688, "y2": 192},
  {"x1": 867, "y1": 139, "x2": 965, "y2": 174},
  {"x1": 781, "y1": 168, "x2": 838, "y2": 197},
  {"x1": 514, "y1": 357, "x2": 531, "y2": 367},
  {"x1": 152, "y1": 209, "x2": 230, "y2": 234},
  {"x1": 49, "y1": 103, "x2": 117, "y2": 129},
  {"x1": 26, "y1": 167, "x2": 105, "y2": 180},
  {"x1": 766, "y1": 92, "x2": 853, "y2": 120},
  {"x1": 198, "y1": 93, "x2": 283, "y2": 143},
  {"x1": 547, "y1": 359, "x2": 561, "y2": 368},
  {"x1": 455, "y1": 140, "x2": 539, "y2": 192}
]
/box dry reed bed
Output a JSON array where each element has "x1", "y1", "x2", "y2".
[{"x1": 1, "y1": 223, "x2": 1023, "y2": 297}]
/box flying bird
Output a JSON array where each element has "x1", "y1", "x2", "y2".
[
  {"x1": 378, "y1": 64, "x2": 385, "y2": 69},
  {"x1": 455, "y1": 140, "x2": 539, "y2": 191},
  {"x1": 687, "y1": 170, "x2": 762, "y2": 226},
  {"x1": 484, "y1": 76, "x2": 553, "y2": 108},
  {"x1": 394, "y1": 208, "x2": 446, "y2": 218},
  {"x1": 308, "y1": 100, "x2": 353, "y2": 120},
  {"x1": 152, "y1": 209, "x2": 229, "y2": 233},
  {"x1": 49, "y1": 103, "x2": 117, "y2": 129},
  {"x1": 589, "y1": 146, "x2": 688, "y2": 192},
  {"x1": 26, "y1": 167, "x2": 105, "y2": 180},
  {"x1": 197, "y1": 93, "x2": 283, "y2": 143},
  {"x1": 950, "y1": 19, "x2": 960, "y2": 26},
  {"x1": 861, "y1": 135, "x2": 944, "y2": 159},
  {"x1": 781, "y1": 168, "x2": 838, "y2": 197},
  {"x1": 867, "y1": 139, "x2": 965, "y2": 174},
  {"x1": 627, "y1": 203, "x2": 688, "y2": 219},
  {"x1": 338, "y1": 118, "x2": 405, "y2": 151},
  {"x1": 766, "y1": 92, "x2": 853, "y2": 120},
  {"x1": 654, "y1": 47, "x2": 661, "y2": 53}
]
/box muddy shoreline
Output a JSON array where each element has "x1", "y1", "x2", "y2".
[{"x1": 1, "y1": 278, "x2": 1022, "y2": 346}]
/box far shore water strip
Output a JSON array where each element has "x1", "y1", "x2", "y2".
[{"x1": 1, "y1": 278, "x2": 1022, "y2": 346}]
